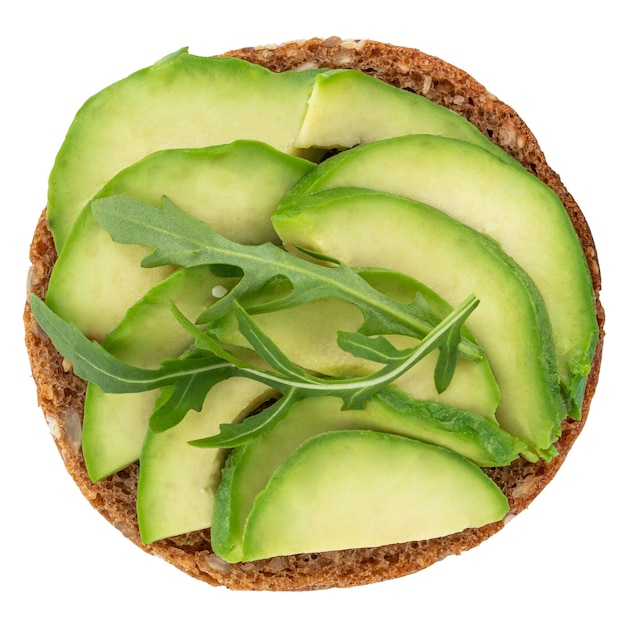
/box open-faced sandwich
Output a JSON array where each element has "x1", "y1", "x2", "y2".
[{"x1": 24, "y1": 37, "x2": 604, "y2": 591}]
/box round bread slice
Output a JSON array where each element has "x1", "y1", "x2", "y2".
[{"x1": 23, "y1": 37, "x2": 604, "y2": 591}]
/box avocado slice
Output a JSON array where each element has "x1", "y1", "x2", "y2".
[
  {"x1": 137, "y1": 377, "x2": 274, "y2": 545},
  {"x1": 239, "y1": 430, "x2": 509, "y2": 562},
  {"x1": 211, "y1": 392, "x2": 523, "y2": 562},
  {"x1": 45, "y1": 140, "x2": 315, "y2": 342},
  {"x1": 47, "y1": 50, "x2": 324, "y2": 250},
  {"x1": 211, "y1": 268, "x2": 501, "y2": 420},
  {"x1": 294, "y1": 69, "x2": 516, "y2": 164},
  {"x1": 82, "y1": 265, "x2": 239, "y2": 482},
  {"x1": 285, "y1": 134, "x2": 598, "y2": 417},
  {"x1": 273, "y1": 188, "x2": 565, "y2": 458}
]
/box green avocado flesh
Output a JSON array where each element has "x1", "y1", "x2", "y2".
[
  {"x1": 285, "y1": 134, "x2": 598, "y2": 417},
  {"x1": 294, "y1": 70, "x2": 516, "y2": 165},
  {"x1": 239, "y1": 430, "x2": 509, "y2": 562},
  {"x1": 273, "y1": 188, "x2": 565, "y2": 457},
  {"x1": 211, "y1": 392, "x2": 522, "y2": 562},
  {"x1": 82, "y1": 266, "x2": 239, "y2": 482},
  {"x1": 37, "y1": 53, "x2": 597, "y2": 563},
  {"x1": 211, "y1": 268, "x2": 501, "y2": 420},
  {"x1": 47, "y1": 51, "x2": 518, "y2": 252},
  {"x1": 45, "y1": 141, "x2": 314, "y2": 342},
  {"x1": 47, "y1": 50, "x2": 324, "y2": 250},
  {"x1": 137, "y1": 378, "x2": 273, "y2": 545}
]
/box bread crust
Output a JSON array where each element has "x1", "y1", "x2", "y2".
[{"x1": 24, "y1": 37, "x2": 604, "y2": 591}]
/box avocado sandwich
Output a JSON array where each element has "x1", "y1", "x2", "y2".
[{"x1": 24, "y1": 37, "x2": 604, "y2": 591}]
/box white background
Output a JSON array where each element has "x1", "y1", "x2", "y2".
[{"x1": 3, "y1": 2, "x2": 622, "y2": 623}]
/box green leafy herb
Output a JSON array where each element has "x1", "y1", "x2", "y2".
[
  {"x1": 194, "y1": 389, "x2": 299, "y2": 448},
  {"x1": 336, "y1": 332, "x2": 415, "y2": 364},
  {"x1": 433, "y1": 307, "x2": 467, "y2": 394},
  {"x1": 179, "y1": 296, "x2": 479, "y2": 445},
  {"x1": 30, "y1": 291, "x2": 479, "y2": 443},
  {"x1": 90, "y1": 195, "x2": 483, "y2": 361},
  {"x1": 149, "y1": 350, "x2": 237, "y2": 433},
  {"x1": 30, "y1": 293, "x2": 237, "y2": 395},
  {"x1": 31, "y1": 193, "x2": 483, "y2": 447}
]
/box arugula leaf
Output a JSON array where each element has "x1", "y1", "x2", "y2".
[
  {"x1": 30, "y1": 290, "x2": 479, "y2": 445},
  {"x1": 231, "y1": 302, "x2": 311, "y2": 383},
  {"x1": 322, "y1": 294, "x2": 479, "y2": 410},
  {"x1": 30, "y1": 293, "x2": 233, "y2": 394},
  {"x1": 189, "y1": 389, "x2": 299, "y2": 449},
  {"x1": 32, "y1": 194, "x2": 482, "y2": 446},
  {"x1": 91, "y1": 195, "x2": 482, "y2": 361},
  {"x1": 182, "y1": 294, "x2": 480, "y2": 446},
  {"x1": 169, "y1": 302, "x2": 249, "y2": 368},
  {"x1": 149, "y1": 351, "x2": 235, "y2": 432},
  {"x1": 434, "y1": 310, "x2": 465, "y2": 394},
  {"x1": 336, "y1": 332, "x2": 415, "y2": 364}
]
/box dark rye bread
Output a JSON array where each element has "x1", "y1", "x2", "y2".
[{"x1": 23, "y1": 37, "x2": 604, "y2": 591}]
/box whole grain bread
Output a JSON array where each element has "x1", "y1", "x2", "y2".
[{"x1": 23, "y1": 37, "x2": 604, "y2": 591}]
